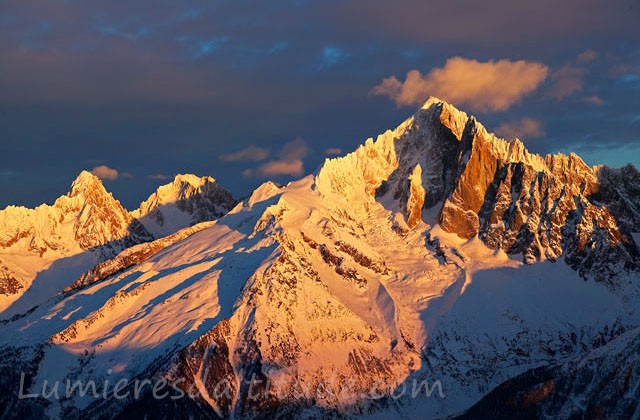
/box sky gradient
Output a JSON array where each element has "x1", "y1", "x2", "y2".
[{"x1": 1, "y1": 0, "x2": 639, "y2": 209}]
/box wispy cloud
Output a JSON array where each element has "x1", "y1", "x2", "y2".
[
  {"x1": 582, "y1": 95, "x2": 604, "y2": 106},
  {"x1": 577, "y1": 49, "x2": 598, "y2": 63},
  {"x1": 190, "y1": 36, "x2": 229, "y2": 59},
  {"x1": 220, "y1": 145, "x2": 270, "y2": 162},
  {"x1": 325, "y1": 147, "x2": 342, "y2": 156},
  {"x1": 95, "y1": 24, "x2": 152, "y2": 41},
  {"x1": 548, "y1": 65, "x2": 588, "y2": 100},
  {"x1": 372, "y1": 57, "x2": 548, "y2": 111}
]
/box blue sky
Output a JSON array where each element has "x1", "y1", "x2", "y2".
[{"x1": 1, "y1": 0, "x2": 639, "y2": 208}]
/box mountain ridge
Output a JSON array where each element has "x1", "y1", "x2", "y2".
[
  {"x1": 0, "y1": 172, "x2": 235, "y2": 316},
  {"x1": 0, "y1": 98, "x2": 639, "y2": 419},
  {"x1": 317, "y1": 97, "x2": 639, "y2": 280}
]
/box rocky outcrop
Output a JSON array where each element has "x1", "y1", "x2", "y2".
[
  {"x1": 406, "y1": 164, "x2": 426, "y2": 228},
  {"x1": 592, "y1": 164, "x2": 640, "y2": 232},
  {"x1": 0, "y1": 259, "x2": 22, "y2": 296},
  {"x1": 432, "y1": 110, "x2": 640, "y2": 280}
]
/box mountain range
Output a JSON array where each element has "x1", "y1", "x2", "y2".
[
  {"x1": 1, "y1": 98, "x2": 639, "y2": 419},
  {"x1": 0, "y1": 173, "x2": 236, "y2": 316}
]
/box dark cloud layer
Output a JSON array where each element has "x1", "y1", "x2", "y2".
[{"x1": 1, "y1": 0, "x2": 639, "y2": 208}]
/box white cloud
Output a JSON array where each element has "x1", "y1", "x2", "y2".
[
  {"x1": 148, "y1": 174, "x2": 170, "y2": 180},
  {"x1": 495, "y1": 117, "x2": 545, "y2": 140},
  {"x1": 371, "y1": 57, "x2": 549, "y2": 112},
  {"x1": 325, "y1": 147, "x2": 343, "y2": 156},
  {"x1": 91, "y1": 165, "x2": 119, "y2": 181},
  {"x1": 220, "y1": 145, "x2": 270, "y2": 162}
]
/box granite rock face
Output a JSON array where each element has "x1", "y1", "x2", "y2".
[{"x1": 375, "y1": 98, "x2": 639, "y2": 281}]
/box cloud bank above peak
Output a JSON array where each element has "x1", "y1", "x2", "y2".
[{"x1": 371, "y1": 57, "x2": 549, "y2": 112}]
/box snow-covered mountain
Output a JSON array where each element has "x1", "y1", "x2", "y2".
[
  {"x1": 131, "y1": 174, "x2": 236, "y2": 238},
  {"x1": 1, "y1": 98, "x2": 639, "y2": 419},
  {"x1": 0, "y1": 171, "x2": 151, "y2": 316},
  {"x1": 0, "y1": 172, "x2": 235, "y2": 318}
]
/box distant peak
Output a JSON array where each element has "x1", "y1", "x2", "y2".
[
  {"x1": 173, "y1": 174, "x2": 215, "y2": 187},
  {"x1": 69, "y1": 171, "x2": 105, "y2": 197}
]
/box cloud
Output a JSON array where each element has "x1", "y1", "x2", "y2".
[
  {"x1": 495, "y1": 117, "x2": 545, "y2": 140},
  {"x1": 245, "y1": 138, "x2": 308, "y2": 177},
  {"x1": 257, "y1": 160, "x2": 305, "y2": 176},
  {"x1": 577, "y1": 49, "x2": 598, "y2": 63},
  {"x1": 371, "y1": 57, "x2": 549, "y2": 111},
  {"x1": 325, "y1": 147, "x2": 343, "y2": 155},
  {"x1": 148, "y1": 174, "x2": 170, "y2": 180},
  {"x1": 91, "y1": 165, "x2": 119, "y2": 181},
  {"x1": 220, "y1": 145, "x2": 270, "y2": 162},
  {"x1": 548, "y1": 65, "x2": 587, "y2": 100},
  {"x1": 582, "y1": 95, "x2": 604, "y2": 106}
]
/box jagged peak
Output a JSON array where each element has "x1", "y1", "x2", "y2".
[
  {"x1": 172, "y1": 173, "x2": 216, "y2": 188},
  {"x1": 419, "y1": 101, "x2": 547, "y2": 173},
  {"x1": 68, "y1": 170, "x2": 108, "y2": 198},
  {"x1": 142, "y1": 174, "x2": 224, "y2": 206},
  {"x1": 133, "y1": 173, "x2": 234, "y2": 216},
  {"x1": 131, "y1": 173, "x2": 235, "y2": 238},
  {"x1": 416, "y1": 97, "x2": 469, "y2": 141},
  {"x1": 0, "y1": 171, "x2": 115, "y2": 220},
  {"x1": 420, "y1": 96, "x2": 446, "y2": 109}
]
